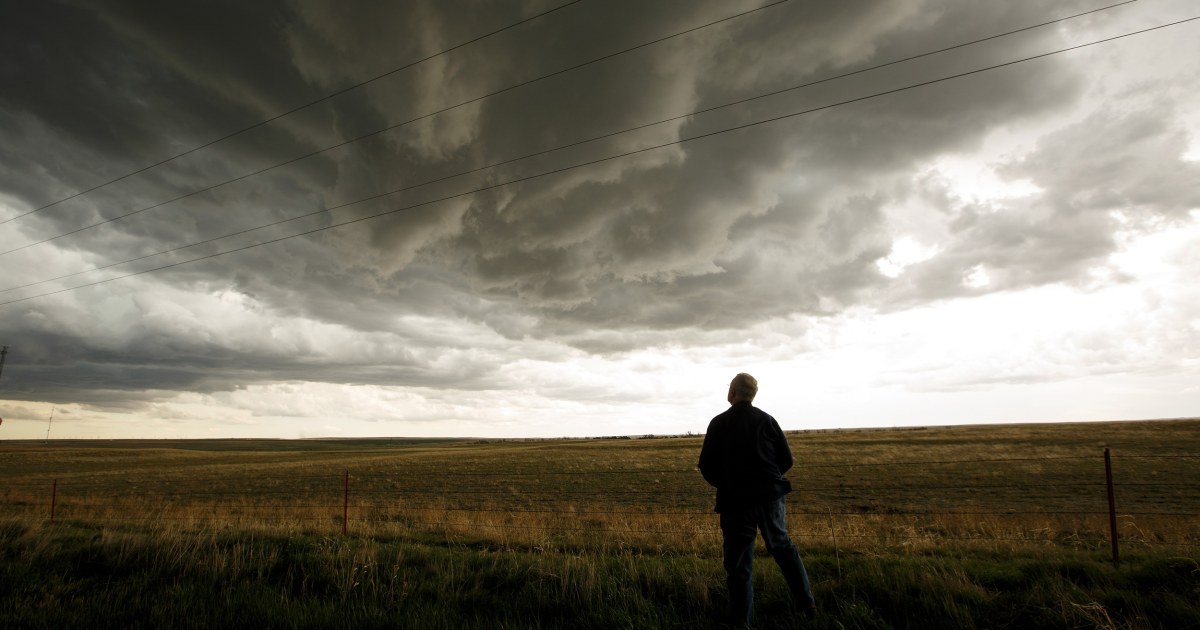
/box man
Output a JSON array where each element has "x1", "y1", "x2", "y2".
[{"x1": 698, "y1": 373, "x2": 816, "y2": 626}]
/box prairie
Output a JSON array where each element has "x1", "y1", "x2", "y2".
[{"x1": 1, "y1": 419, "x2": 1198, "y2": 628}]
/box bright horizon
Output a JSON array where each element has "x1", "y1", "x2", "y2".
[
  {"x1": 2, "y1": 417, "x2": 1198, "y2": 443},
  {"x1": 1, "y1": 1, "x2": 1198, "y2": 441}
]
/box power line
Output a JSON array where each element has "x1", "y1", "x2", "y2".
[
  {"x1": 0, "y1": 0, "x2": 588, "y2": 226},
  {"x1": 2, "y1": 14, "x2": 1195, "y2": 307},
  {"x1": 0, "y1": 0, "x2": 790, "y2": 255},
  {"x1": 0, "y1": 0, "x2": 1142, "y2": 296}
]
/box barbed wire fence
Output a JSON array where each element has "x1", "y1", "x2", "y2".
[{"x1": 3, "y1": 449, "x2": 1197, "y2": 564}]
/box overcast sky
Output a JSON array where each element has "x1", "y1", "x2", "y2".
[{"x1": 1, "y1": 0, "x2": 1197, "y2": 440}]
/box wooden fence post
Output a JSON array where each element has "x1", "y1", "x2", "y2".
[
  {"x1": 1104, "y1": 448, "x2": 1119, "y2": 567},
  {"x1": 342, "y1": 470, "x2": 349, "y2": 536},
  {"x1": 50, "y1": 479, "x2": 57, "y2": 524},
  {"x1": 827, "y1": 508, "x2": 842, "y2": 579}
]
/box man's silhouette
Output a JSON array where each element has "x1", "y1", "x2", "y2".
[{"x1": 699, "y1": 373, "x2": 815, "y2": 626}]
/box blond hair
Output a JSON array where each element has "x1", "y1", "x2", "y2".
[{"x1": 729, "y1": 373, "x2": 758, "y2": 402}]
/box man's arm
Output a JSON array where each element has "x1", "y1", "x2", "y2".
[
  {"x1": 698, "y1": 421, "x2": 723, "y2": 488},
  {"x1": 771, "y1": 418, "x2": 794, "y2": 474}
]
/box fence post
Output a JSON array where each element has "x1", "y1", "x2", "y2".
[
  {"x1": 342, "y1": 470, "x2": 349, "y2": 536},
  {"x1": 827, "y1": 508, "x2": 842, "y2": 579},
  {"x1": 1104, "y1": 448, "x2": 1119, "y2": 567},
  {"x1": 50, "y1": 479, "x2": 57, "y2": 524}
]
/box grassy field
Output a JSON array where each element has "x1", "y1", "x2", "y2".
[{"x1": 1, "y1": 419, "x2": 1198, "y2": 628}]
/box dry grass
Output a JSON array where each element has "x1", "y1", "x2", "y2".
[
  {"x1": 3, "y1": 419, "x2": 1197, "y2": 554},
  {"x1": 2, "y1": 420, "x2": 1199, "y2": 628}
]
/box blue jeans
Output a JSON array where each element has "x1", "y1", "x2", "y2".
[{"x1": 719, "y1": 496, "x2": 814, "y2": 626}]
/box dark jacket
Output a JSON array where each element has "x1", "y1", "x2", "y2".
[{"x1": 698, "y1": 401, "x2": 794, "y2": 513}]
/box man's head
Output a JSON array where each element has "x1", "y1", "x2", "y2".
[{"x1": 727, "y1": 373, "x2": 758, "y2": 404}]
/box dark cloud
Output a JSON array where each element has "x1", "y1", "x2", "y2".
[{"x1": 1, "y1": 0, "x2": 1195, "y2": 413}]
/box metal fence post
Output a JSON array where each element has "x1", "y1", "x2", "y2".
[
  {"x1": 50, "y1": 479, "x2": 58, "y2": 524},
  {"x1": 1104, "y1": 448, "x2": 1119, "y2": 566},
  {"x1": 342, "y1": 470, "x2": 349, "y2": 536}
]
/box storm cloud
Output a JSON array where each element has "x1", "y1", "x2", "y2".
[{"x1": 1, "y1": 0, "x2": 1197, "y2": 436}]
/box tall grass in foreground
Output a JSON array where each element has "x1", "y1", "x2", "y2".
[{"x1": 2, "y1": 517, "x2": 1197, "y2": 629}]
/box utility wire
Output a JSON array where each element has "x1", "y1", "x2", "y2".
[
  {"x1": 2, "y1": 13, "x2": 1196, "y2": 307},
  {"x1": 0, "y1": 0, "x2": 1140, "y2": 295},
  {"x1": 0, "y1": 0, "x2": 588, "y2": 226},
  {"x1": 0, "y1": 0, "x2": 789, "y2": 254}
]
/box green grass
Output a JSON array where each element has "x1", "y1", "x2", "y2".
[
  {"x1": 2, "y1": 523, "x2": 1197, "y2": 629},
  {"x1": 1, "y1": 419, "x2": 1198, "y2": 628}
]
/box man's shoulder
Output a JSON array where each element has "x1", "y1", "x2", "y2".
[
  {"x1": 710, "y1": 403, "x2": 776, "y2": 426},
  {"x1": 739, "y1": 405, "x2": 783, "y2": 433},
  {"x1": 728, "y1": 402, "x2": 774, "y2": 418},
  {"x1": 710, "y1": 404, "x2": 745, "y2": 425},
  {"x1": 705, "y1": 406, "x2": 740, "y2": 434}
]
